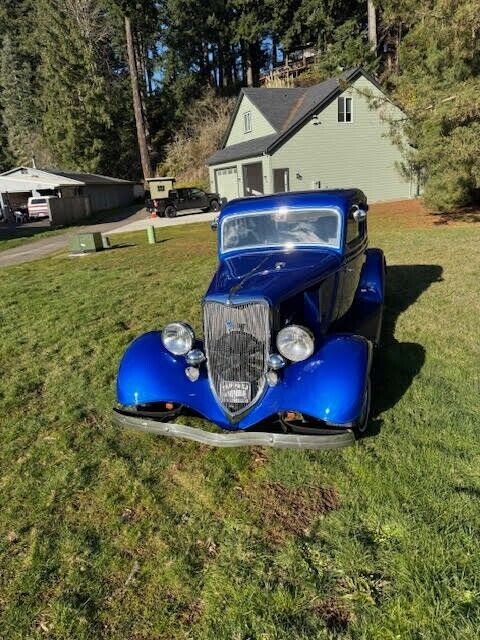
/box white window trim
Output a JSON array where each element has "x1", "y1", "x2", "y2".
[
  {"x1": 338, "y1": 96, "x2": 353, "y2": 124},
  {"x1": 243, "y1": 111, "x2": 252, "y2": 133}
]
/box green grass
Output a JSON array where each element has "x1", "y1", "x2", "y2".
[{"x1": 0, "y1": 220, "x2": 479, "y2": 639}]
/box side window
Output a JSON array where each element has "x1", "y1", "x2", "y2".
[
  {"x1": 243, "y1": 111, "x2": 252, "y2": 133},
  {"x1": 346, "y1": 218, "x2": 360, "y2": 246},
  {"x1": 338, "y1": 97, "x2": 352, "y2": 123}
]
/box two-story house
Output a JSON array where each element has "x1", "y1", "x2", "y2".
[{"x1": 208, "y1": 67, "x2": 417, "y2": 203}]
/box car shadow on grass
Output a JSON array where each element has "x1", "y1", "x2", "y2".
[{"x1": 366, "y1": 264, "x2": 443, "y2": 437}]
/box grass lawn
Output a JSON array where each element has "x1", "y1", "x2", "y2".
[{"x1": 0, "y1": 207, "x2": 479, "y2": 639}]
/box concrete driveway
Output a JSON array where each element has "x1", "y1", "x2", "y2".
[
  {"x1": 0, "y1": 208, "x2": 215, "y2": 268},
  {"x1": 108, "y1": 210, "x2": 216, "y2": 235}
]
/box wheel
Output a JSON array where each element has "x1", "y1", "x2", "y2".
[
  {"x1": 165, "y1": 205, "x2": 176, "y2": 218},
  {"x1": 209, "y1": 200, "x2": 220, "y2": 212},
  {"x1": 354, "y1": 377, "x2": 371, "y2": 437}
]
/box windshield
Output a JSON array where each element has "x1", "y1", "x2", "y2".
[{"x1": 221, "y1": 208, "x2": 341, "y2": 252}]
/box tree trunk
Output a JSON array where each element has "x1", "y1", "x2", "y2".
[
  {"x1": 272, "y1": 37, "x2": 277, "y2": 69},
  {"x1": 245, "y1": 45, "x2": 254, "y2": 87},
  {"x1": 367, "y1": 0, "x2": 377, "y2": 52},
  {"x1": 146, "y1": 51, "x2": 153, "y2": 95},
  {"x1": 125, "y1": 14, "x2": 152, "y2": 181},
  {"x1": 232, "y1": 45, "x2": 238, "y2": 85}
]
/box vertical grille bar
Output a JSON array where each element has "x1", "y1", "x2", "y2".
[{"x1": 203, "y1": 301, "x2": 270, "y2": 417}]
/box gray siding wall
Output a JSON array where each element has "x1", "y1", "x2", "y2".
[
  {"x1": 225, "y1": 95, "x2": 276, "y2": 147},
  {"x1": 271, "y1": 76, "x2": 413, "y2": 202}
]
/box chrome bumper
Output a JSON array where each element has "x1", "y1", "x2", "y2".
[{"x1": 113, "y1": 409, "x2": 355, "y2": 450}]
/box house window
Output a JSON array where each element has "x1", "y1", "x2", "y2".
[
  {"x1": 243, "y1": 111, "x2": 252, "y2": 133},
  {"x1": 338, "y1": 97, "x2": 352, "y2": 123}
]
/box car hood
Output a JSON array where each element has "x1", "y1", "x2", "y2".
[{"x1": 205, "y1": 249, "x2": 341, "y2": 306}]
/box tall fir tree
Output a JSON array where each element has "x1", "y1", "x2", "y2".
[
  {"x1": 36, "y1": 0, "x2": 113, "y2": 173},
  {"x1": 0, "y1": 35, "x2": 47, "y2": 166},
  {"x1": 381, "y1": 0, "x2": 480, "y2": 210}
]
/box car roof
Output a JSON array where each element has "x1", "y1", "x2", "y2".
[{"x1": 219, "y1": 189, "x2": 366, "y2": 222}]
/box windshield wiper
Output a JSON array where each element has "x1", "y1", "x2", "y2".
[{"x1": 228, "y1": 256, "x2": 270, "y2": 299}]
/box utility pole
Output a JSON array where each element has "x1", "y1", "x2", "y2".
[
  {"x1": 367, "y1": 0, "x2": 377, "y2": 52},
  {"x1": 125, "y1": 14, "x2": 152, "y2": 181}
]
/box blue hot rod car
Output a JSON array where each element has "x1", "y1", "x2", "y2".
[{"x1": 113, "y1": 190, "x2": 385, "y2": 449}]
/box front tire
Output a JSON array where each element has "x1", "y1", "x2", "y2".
[
  {"x1": 165, "y1": 205, "x2": 177, "y2": 218},
  {"x1": 209, "y1": 200, "x2": 220, "y2": 212},
  {"x1": 354, "y1": 377, "x2": 371, "y2": 437}
]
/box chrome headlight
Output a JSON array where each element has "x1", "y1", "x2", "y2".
[
  {"x1": 276, "y1": 325, "x2": 314, "y2": 362},
  {"x1": 161, "y1": 322, "x2": 194, "y2": 356}
]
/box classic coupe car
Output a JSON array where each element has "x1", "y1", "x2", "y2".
[{"x1": 114, "y1": 190, "x2": 385, "y2": 449}]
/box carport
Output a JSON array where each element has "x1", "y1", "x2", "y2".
[{"x1": 0, "y1": 167, "x2": 137, "y2": 220}]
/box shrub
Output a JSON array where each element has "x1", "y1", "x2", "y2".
[{"x1": 158, "y1": 89, "x2": 235, "y2": 189}]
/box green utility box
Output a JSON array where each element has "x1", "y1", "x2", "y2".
[{"x1": 70, "y1": 232, "x2": 104, "y2": 254}]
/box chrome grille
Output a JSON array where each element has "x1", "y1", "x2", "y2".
[{"x1": 203, "y1": 301, "x2": 270, "y2": 417}]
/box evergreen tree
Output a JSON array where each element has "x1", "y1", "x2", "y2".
[
  {"x1": 382, "y1": 1, "x2": 480, "y2": 210},
  {"x1": 36, "y1": 0, "x2": 113, "y2": 173},
  {"x1": 0, "y1": 35, "x2": 46, "y2": 166},
  {"x1": 0, "y1": 0, "x2": 43, "y2": 169}
]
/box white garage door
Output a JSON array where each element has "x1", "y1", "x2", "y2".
[{"x1": 215, "y1": 166, "x2": 239, "y2": 202}]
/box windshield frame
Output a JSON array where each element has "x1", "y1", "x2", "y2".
[{"x1": 220, "y1": 206, "x2": 343, "y2": 255}]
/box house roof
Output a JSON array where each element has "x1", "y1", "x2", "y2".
[
  {"x1": 208, "y1": 68, "x2": 391, "y2": 166},
  {"x1": 48, "y1": 169, "x2": 133, "y2": 185},
  {"x1": 242, "y1": 87, "x2": 307, "y2": 132},
  {"x1": 0, "y1": 167, "x2": 133, "y2": 186},
  {"x1": 208, "y1": 133, "x2": 279, "y2": 165}
]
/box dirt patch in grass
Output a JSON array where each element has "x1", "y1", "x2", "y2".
[
  {"x1": 240, "y1": 482, "x2": 340, "y2": 542},
  {"x1": 369, "y1": 199, "x2": 480, "y2": 231},
  {"x1": 311, "y1": 597, "x2": 354, "y2": 631},
  {"x1": 249, "y1": 446, "x2": 269, "y2": 467}
]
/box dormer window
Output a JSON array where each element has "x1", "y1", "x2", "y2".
[
  {"x1": 243, "y1": 111, "x2": 252, "y2": 133},
  {"x1": 338, "y1": 97, "x2": 352, "y2": 123}
]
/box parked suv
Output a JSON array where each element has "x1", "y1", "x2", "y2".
[{"x1": 146, "y1": 187, "x2": 221, "y2": 218}]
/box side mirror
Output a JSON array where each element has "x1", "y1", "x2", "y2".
[
  {"x1": 211, "y1": 216, "x2": 219, "y2": 231},
  {"x1": 351, "y1": 204, "x2": 367, "y2": 221}
]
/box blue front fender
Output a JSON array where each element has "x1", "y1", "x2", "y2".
[{"x1": 116, "y1": 331, "x2": 371, "y2": 430}]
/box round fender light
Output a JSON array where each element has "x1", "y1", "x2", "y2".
[
  {"x1": 186, "y1": 349, "x2": 206, "y2": 366},
  {"x1": 162, "y1": 322, "x2": 194, "y2": 356},
  {"x1": 276, "y1": 325, "x2": 314, "y2": 362}
]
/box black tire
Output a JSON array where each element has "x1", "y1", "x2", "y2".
[
  {"x1": 165, "y1": 205, "x2": 177, "y2": 218},
  {"x1": 209, "y1": 200, "x2": 220, "y2": 212},
  {"x1": 354, "y1": 377, "x2": 371, "y2": 438}
]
